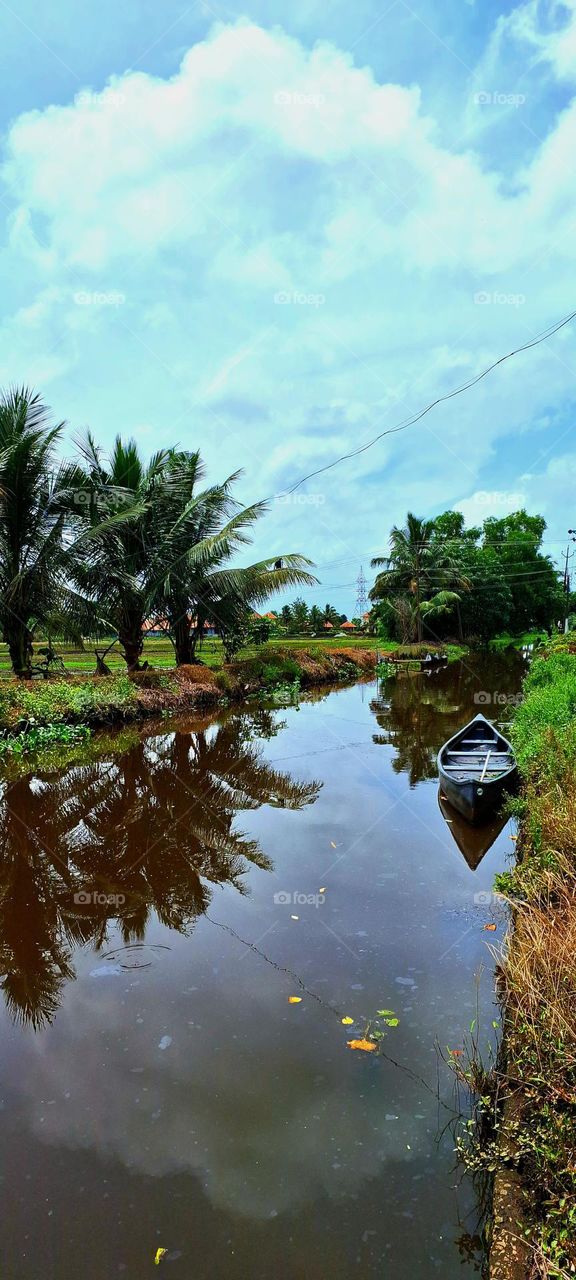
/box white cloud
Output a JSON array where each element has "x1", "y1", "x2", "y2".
[{"x1": 1, "y1": 12, "x2": 576, "y2": 600}]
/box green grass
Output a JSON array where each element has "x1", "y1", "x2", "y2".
[
  {"x1": 489, "y1": 629, "x2": 549, "y2": 653},
  {"x1": 0, "y1": 673, "x2": 140, "y2": 729},
  {"x1": 457, "y1": 645, "x2": 576, "y2": 1275},
  {"x1": 0, "y1": 634, "x2": 386, "y2": 680},
  {"x1": 510, "y1": 650, "x2": 576, "y2": 775}
]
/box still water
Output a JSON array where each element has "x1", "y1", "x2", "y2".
[{"x1": 0, "y1": 656, "x2": 525, "y2": 1279}]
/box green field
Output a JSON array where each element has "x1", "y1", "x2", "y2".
[{"x1": 0, "y1": 634, "x2": 385, "y2": 680}]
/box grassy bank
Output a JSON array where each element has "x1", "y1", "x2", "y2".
[
  {"x1": 470, "y1": 647, "x2": 576, "y2": 1277},
  {"x1": 0, "y1": 634, "x2": 386, "y2": 679},
  {"x1": 0, "y1": 646, "x2": 378, "y2": 748}
]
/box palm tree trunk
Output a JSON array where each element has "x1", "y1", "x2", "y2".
[
  {"x1": 4, "y1": 622, "x2": 34, "y2": 678},
  {"x1": 174, "y1": 615, "x2": 194, "y2": 666},
  {"x1": 118, "y1": 622, "x2": 144, "y2": 671}
]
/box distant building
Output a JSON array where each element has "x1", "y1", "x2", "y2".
[
  {"x1": 341, "y1": 620, "x2": 356, "y2": 631},
  {"x1": 143, "y1": 616, "x2": 216, "y2": 638}
]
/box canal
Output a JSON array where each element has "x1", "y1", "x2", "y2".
[{"x1": 0, "y1": 654, "x2": 526, "y2": 1278}]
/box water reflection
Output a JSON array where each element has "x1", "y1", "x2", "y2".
[
  {"x1": 438, "y1": 793, "x2": 508, "y2": 871},
  {"x1": 0, "y1": 709, "x2": 320, "y2": 1027},
  {"x1": 371, "y1": 653, "x2": 526, "y2": 787}
]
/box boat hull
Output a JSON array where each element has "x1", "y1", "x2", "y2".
[
  {"x1": 437, "y1": 712, "x2": 518, "y2": 824},
  {"x1": 438, "y1": 767, "x2": 517, "y2": 824}
]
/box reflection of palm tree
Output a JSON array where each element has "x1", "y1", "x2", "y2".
[
  {"x1": 371, "y1": 667, "x2": 463, "y2": 786},
  {"x1": 0, "y1": 766, "x2": 111, "y2": 1027},
  {"x1": 0, "y1": 710, "x2": 321, "y2": 1026}
]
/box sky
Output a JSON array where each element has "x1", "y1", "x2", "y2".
[{"x1": 1, "y1": 0, "x2": 576, "y2": 614}]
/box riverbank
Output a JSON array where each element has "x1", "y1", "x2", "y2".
[
  {"x1": 0, "y1": 646, "x2": 379, "y2": 747},
  {"x1": 487, "y1": 647, "x2": 576, "y2": 1277}
]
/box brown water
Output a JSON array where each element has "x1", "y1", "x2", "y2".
[{"x1": 0, "y1": 655, "x2": 526, "y2": 1279}]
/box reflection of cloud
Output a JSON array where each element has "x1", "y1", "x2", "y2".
[{"x1": 12, "y1": 950, "x2": 422, "y2": 1221}]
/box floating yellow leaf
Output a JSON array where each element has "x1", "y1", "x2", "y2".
[
  {"x1": 319, "y1": 887, "x2": 327, "y2": 894},
  {"x1": 483, "y1": 923, "x2": 497, "y2": 932},
  {"x1": 288, "y1": 996, "x2": 302, "y2": 1004},
  {"x1": 341, "y1": 1016, "x2": 354, "y2": 1025},
  {"x1": 347, "y1": 1038, "x2": 377, "y2": 1052},
  {"x1": 155, "y1": 1249, "x2": 168, "y2": 1265},
  {"x1": 330, "y1": 841, "x2": 337, "y2": 848}
]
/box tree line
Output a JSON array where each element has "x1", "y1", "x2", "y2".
[
  {"x1": 370, "y1": 510, "x2": 565, "y2": 644},
  {"x1": 0, "y1": 388, "x2": 316, "y2": 677},
  {"x1": 275, "y1": 600, "x2": 351, "y2": 633}
]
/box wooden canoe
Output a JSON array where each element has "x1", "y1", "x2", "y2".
[{"x1": 437, "y1": 712, "x2": 518, "y2": 824}]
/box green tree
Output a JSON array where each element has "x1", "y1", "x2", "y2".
[
  {"x1": 481, "y1": 511, "x2": 562, "y2": 633},
  {"x1": 322, "y1": 603, "x2": 340, "y2": 627},
  {"x1": 289, "y1": 598, "x2": 310, "y2": 633},
  {"x1": 75, "y1": 439, "x2": 316, "y2": 669},
  {"x1": 370, "y1": 512, "x2": 467, "y2": 643},
  {"x1": 72, "y1": 435, "x2": 175, "y2": 670},
  {"x1": 0, "y1": 389, "x2": 89, "y2": 677},
  {"x1": 308, "y1": 605, "x2": 323, "y2": 633}
]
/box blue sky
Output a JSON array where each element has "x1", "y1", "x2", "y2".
[{"x1": 1, "y1": 0, "x2": 576, "y2": 612}]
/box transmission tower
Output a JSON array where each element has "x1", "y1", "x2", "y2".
[{"x1": 355, "y1": 566, "x2": 368, "y2": 618}]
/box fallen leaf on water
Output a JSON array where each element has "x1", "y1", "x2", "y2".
[
  {"x1": 510, "y1": 835, "x2": 517, "y2": 841},
  {"x1": 288, "y1": 996, "x2": 302, "y2": 1004},
  {"x1": 377, "y1": 1009, "x2": 395, "y2": 1017},
  {"x1": 347, "y1": 1038, "x2": 378, "y2": 1053},
  {"x1": 341, "y1": 1016, "x2": 354, "y2": 1025},
  {"x1": 291, "y1": 914, "x2": 299, "y2": 920},
  {"x1": 330, "y1": 841, "x2": 337, "y2": 848},
  {"x1": 483, "y1": 923, "x2": 497, "y2": 932},
  {"x1": 319, "y1": 887, "x2": 327, "y2": 894},
  {"x1": 155, "y1": 1249, "x2": 168, "y2": 1265}
]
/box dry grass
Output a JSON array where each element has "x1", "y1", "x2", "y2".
[
  {"x1": 504, "y1": 854, "x2": 576, "y2": 1077},
  {"x1": 490, "y1": 655, "x2": 576, "y2": 1275}
]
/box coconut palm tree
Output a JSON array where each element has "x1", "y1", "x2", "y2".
[
  {"x1": 370, "y1": 512, "x2": 468, "y2": 643},
  {"x1": 74, "y1": 438, "x2": 317, "y2": 669},
  {"x1": 146, "y1": 450, "x2": 317, "y2": 665},
  {"x1": 71, "y1": 433, "x2": 173, "y2": 670},
  {"x1": 0, "y1": 388, "x2": 89, "y2": 676}
]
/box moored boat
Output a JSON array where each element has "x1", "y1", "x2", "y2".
[{"x1": 437, "y1": 712, "x2": 518, "y2": 824}]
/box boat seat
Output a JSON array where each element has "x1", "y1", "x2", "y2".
[
  {"x1": 446, "y1": 750, "x2": 509, "y2": 756},
  {"x1": 442, "y1": 765, "x2": 508, "y2": 774}
]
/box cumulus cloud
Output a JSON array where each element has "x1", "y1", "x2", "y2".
[{"x1": 0, "y1": 10, "x2": 575, "y2": 598}]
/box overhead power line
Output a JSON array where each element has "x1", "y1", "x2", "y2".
[{"x1": 273, "y1": 308, "x2": 576, "y2": 499}]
